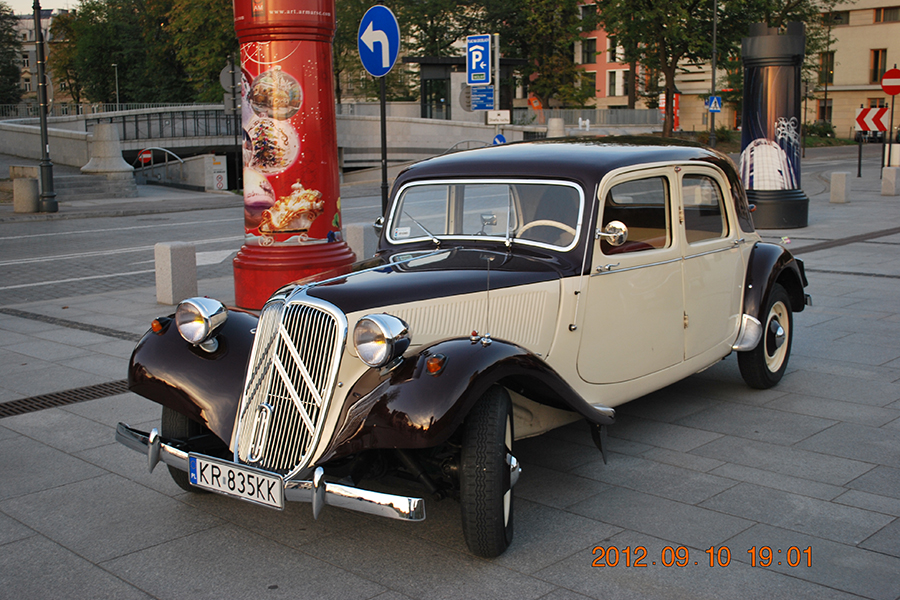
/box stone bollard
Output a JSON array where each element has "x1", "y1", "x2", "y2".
[
  {"x1": 547, "y1": 117, "x2": 565, "y2": 138},
  {"x1": 343, "y1": 223, "x2": 378, "y2": 261},
  {"x1": 882, "y1": 167, "x2": 899, "y2": 196},
  {"x1": 155, "y1": 242, "x2": 197, "y2": 305},
  {"x1": 830, "y1": 172, "x2": 850, "y2": 204},
  {"x1": 13, "y1": 178, "x2": 39, "y2": 213}
]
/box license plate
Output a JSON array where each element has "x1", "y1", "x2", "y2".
[{"x1": 188, "y1": 454, "x2": 284, "y2": 510}]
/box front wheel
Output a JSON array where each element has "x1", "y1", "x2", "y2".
[
  {"x1": 738, "y1": 283, "x2": 793, "y2": 389},
  {"x1": 161, "y1": 406, "x2": 209, "y2": 494},
  {"x1": 460, "y1": 386, "x2": 517, "y2": 558}
]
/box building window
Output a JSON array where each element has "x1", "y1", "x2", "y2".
[
  {"x1": 607, "y1": 70, "x2": 628, "y2": 97},
  {"x1": 871, "y1": 49, "x2": 887, "y2": 83},
  {"x1": 607, "y1": 38, "x2": 622, "y2": 63},
  {"x1": 580, "y1": 4, "x2": 596, "y2": 20},
  {"x1": 825, "y1": 11, "x2": 850, "y2": 26},
  {"x1": 818, "y1": 99, "x2": 832, "y2": 122},
  {"x1": 875, "y1": 7, "x2": 900, "y2": 22},
  {"x1": 582, "y1": 38, "x2": 597, "y2": 65},
  {"x1": 868, "y1": 97, "x2": 887, "y2": 108},
  {"x1": 608, "y1": 71, "x2": 617, "y2": 97},
  {"x1": 819, "y1": 52, "x2": 834, "y2": 85},
  {"x1": 21, "y1": 54, "x2": 29, "y2": 68},
  {"x1": 21, "y1": 31, "x2": 28, "y2": 41},
  {"x1": 23, "y1": 78, "x2": 32, "y2": 92},
  {"x1": 582, "y1": 71, "x2": 596, "y2": 94}
]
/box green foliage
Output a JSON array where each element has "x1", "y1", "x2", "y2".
[
  {"x1": 697, "y1": 125, "x2": 736, "y2": 144},
  {"x1": 0, "y1": 1, "x2": 22, "y2": 104},
  {"x1": 167, "y1": 0, "x2": 237, "y2": 102},
  {"x1": 48, "y1": 11, "x2": 83, "y2": 104},
  {"x1": 805, "y1": 120, "x2": 835, "y2": 137}
]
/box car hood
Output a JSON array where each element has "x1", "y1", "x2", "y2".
[{"x1": 299, "y1": 248, "x2": 563, "y2": 315}]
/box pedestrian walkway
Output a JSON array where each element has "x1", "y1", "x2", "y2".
[{"x1": 1, "y1": 145, "x2": 899, "y2": 600}]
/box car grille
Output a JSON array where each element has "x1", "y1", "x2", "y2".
[{"x1": 235, "y1": 298, "x2": 345, "y2": 477}]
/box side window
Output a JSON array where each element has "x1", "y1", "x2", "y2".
[
  {"x1": 682, "y1": 175, "x2": 727, "y2": 243},
  {"x1": 601, "y1": 176, "x2": 670, "y2": 254}
]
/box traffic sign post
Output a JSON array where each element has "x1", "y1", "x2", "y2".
[
  {"x1": 467, "y1": 35, "x2": 491, "y2": 86},
  {"x1": 882, "y1": 67, "x2": 900, "y2": 169},
  {"x1": 358, "y1": 5, "x2": 400, "y2": 214}
]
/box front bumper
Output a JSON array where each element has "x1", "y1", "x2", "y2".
[{"x1": 115, "y1": 423, "x2": 426, "y2": 522}]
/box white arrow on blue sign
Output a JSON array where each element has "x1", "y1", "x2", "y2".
[
  {"x1": 467, "y1": 34, "x2": 491, "y2": 86},
  {"x1": 358, "y1": 6, "x2": 400, "y2": 78}
]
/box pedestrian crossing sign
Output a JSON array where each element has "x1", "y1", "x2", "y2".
[{"x1": 708, "y1": 96, "x2": 722, "y2": 113}]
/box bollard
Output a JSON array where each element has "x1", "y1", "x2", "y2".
[
  {"x1": 13, "y1": 178, "x2": 39, "y2": 213},
  {"x1": 155, "y1": 242, "x2": 198, "y2": 305},
  {"x1": 883, "y1": 167, "x2": 899, "y2": 196},
  {"x1": 343, "y1": 223, "x2": 379, "y2": 261},
  {"x1": 830, "y1": 172, "x2": 850, "y2": 204},
  {"x1": 547, "y1": 118, "x2": 565, "y2": 138}
]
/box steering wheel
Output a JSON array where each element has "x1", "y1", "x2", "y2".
[{"x1": 517, "y1": 219, "x2": 577, "y2": 237}]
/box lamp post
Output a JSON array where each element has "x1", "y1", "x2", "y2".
[
  {"x1": 112, "y1": 63, "x2": 119, "y2": 110},
  {"x1": 33, "y1": 0, "x2": 56, "y2": 212},
  {"x1": 709, "y1": 0, "x2": 717, "y2": 148}
]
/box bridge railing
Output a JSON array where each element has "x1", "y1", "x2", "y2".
[
  {"x1": 84, "y1": 108, "x2": 240, "y2": 142},
  {"x1": 0, "y1": 102, "x2": 202, "y2": 120},
  {"x1": 511, "y1": 108, "x2": 661, "y2": 127}
]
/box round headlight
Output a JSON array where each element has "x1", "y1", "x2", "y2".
[
  {"x1": 353, "y1": 314, "x2": 410, "y2": 368},
  {"x1": 175, "y1": 298, "x2": 227, "y2": 345}
]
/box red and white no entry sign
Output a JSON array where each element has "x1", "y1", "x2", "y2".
[
  {"x1": 882, "y1": 68, "x2": 900, "y2": 96},
  {"x1": 138, "y1": 149, "x2": 153, "y2": 164},
  {"x1": 856, "y1": 107, "x2": 889, "y2": 131}
]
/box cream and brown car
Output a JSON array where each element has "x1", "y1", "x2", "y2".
[{"x1": 117, "y1": 138, "x2": 810, "y2": 557}]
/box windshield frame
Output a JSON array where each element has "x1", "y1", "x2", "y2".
[{"x1": 386, "y1": 178, "x2": 586, "y2": 252}]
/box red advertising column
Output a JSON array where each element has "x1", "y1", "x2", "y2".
[{"x1": 233, "y1": 0, "x2": 355, "y2": 309}]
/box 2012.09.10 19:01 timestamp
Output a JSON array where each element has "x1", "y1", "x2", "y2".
[{"x1": 590, "y1": 545, "x2": 813, "y2": 568}]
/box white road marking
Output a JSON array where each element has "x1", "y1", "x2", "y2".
[
  {"x1": 0, "y1": 270, "x2": 157, "y2": 290},
  {"x1": 0, "y1": 217, "x2": 241, "y2": 241}
]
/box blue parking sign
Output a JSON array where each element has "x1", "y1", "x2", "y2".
[
  {"x1": 467, "y1": 34, "x2": 491, "y2": 86},
  {"x1": 358, "y1": 6, "x2": 400, "y2": 78}
]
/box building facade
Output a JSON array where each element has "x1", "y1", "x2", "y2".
[{"x1": 13, "y1": 9, "x2": 72, "y2": 106}]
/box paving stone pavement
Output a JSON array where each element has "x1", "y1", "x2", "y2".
[{"x1": 1, "y1": 145, "x2": 899, "y2": 600}]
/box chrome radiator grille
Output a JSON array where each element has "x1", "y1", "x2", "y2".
[{"x1": 235, "y1": 298, "x2": 345, "y2": 477}]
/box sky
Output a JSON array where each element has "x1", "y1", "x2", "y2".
[{"x1": 7, "y1": 0, "x2": 74, "y2": 17}]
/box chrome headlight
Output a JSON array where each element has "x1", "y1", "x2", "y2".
[
  {"x1": 353, "y1": 314, "x2": 410, "y2": 368},
  {"x1": 175, "y1": 297, "x2": 227, "y2": 347}
]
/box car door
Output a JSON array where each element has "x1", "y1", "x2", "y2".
[
  {"x1": 678, "y1": 167, "x2": 745, "y2": 361},
  {"x1": 577, "y1": 168, "x2": 685, "y2": 384}
]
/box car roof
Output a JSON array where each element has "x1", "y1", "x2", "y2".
[{"x1": 393, "y1": 137, "x2": 726, "y2": 188}]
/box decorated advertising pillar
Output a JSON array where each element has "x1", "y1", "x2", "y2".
[
  {"x1": 740, "y1": 22, "x2": 808, "y2": 228},
  {"x1": 232, "y1": 0, "x2": 355, "y2": 309}
]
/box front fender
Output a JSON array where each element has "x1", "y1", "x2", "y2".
[
  {"x1": 319, "y1": 338, "x2": 614, "y2": 463},
  {"x1": 128, "y1": 309, "x2": 258, "y2": 445},
  {"x1": 743, "y1": 242, "x2": 808, "y2": 319}
]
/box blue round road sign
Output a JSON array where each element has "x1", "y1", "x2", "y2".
[
  {"x1": 358, "y1": 6, "x2": 400, "y2": 78},
  {"x1": 493, "y1": 134, "x2": 506, "y2": 145}
]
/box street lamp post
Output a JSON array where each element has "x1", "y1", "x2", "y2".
[
  {"x1": 709, "y1": 0, "x2": 718, "y2": 148},
  {"x1": 33, "y1": 0, "x2": 56, "y2": 212},
  {"x1": 112, "y1": 63, "x2": 119, "y2": 110}
]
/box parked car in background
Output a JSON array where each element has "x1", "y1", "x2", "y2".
[{"x1": 117, "y1": 138, "x2": 810, "y2": 557}]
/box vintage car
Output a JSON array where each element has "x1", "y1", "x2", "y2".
[{"x1": 117, "y1": 138, "x2": 810, "y2": 558}]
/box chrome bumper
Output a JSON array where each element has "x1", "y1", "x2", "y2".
[{"x1": 115, "y1": 423, "x2": 426, "y2": 522}]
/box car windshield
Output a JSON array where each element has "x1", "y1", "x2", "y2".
[{"x1": 388, "y1": 180, "x2": 583, "y2": 250}]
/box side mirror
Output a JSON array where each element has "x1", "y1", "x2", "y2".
[
  {"x1": 596, "y1": 220, "x2": 628, "y2": 246},
  {"x1": 373, "y1": 216, "x2": 384, "y2": 236}
]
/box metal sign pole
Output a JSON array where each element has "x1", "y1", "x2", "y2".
[
  {"x1": 493, "y1": 33, "x2": 500, "y2": 138},
  {"x1": 380, "y1": 76, "x2": 388, "y2": 215}
]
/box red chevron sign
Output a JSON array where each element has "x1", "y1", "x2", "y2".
[{"x1": 855, "y1": 107, "x2": 889, "y2": 131}]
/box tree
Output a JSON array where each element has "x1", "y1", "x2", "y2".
[
  {"x1": 482, "y1": 0, "x2": 598, "y2": 108},
  {"x1": 167, "y1": 0, "x2": 238, "y2": 102},
  {"x1": 0, "y1": 1, "x2": 22, "y2": 104},
  {"x1": 48, "y1": 10, "x2": 83, "y2": 104}
]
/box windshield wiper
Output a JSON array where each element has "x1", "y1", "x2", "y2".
[{"x1": 403, "y1": 211, "x2": 441, "y2": 247}]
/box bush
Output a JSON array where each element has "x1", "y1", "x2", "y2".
[
  {"x1": 697, "y1": 126, "x2": 736, "y2": 145},
  {"x1": 805, "y1": 120, "x2": 835, "y2": 138}
]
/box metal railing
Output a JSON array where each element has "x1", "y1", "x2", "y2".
[
  {"x1": 84, "y1": 109, "x2": 240, "y2": 141},
  {"x1": 0, "y1": 102, "x2": 202, "y2": 120},
  {"x1": 512, "y1": 108, "x2": 661, "y2": 127}
]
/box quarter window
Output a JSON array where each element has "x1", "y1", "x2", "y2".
[
  {"x1": 682, "y1": 175, "x2": 727, "y2": 243},
  {"x1": 601, "y1": 177, "x2": 670, "y2": 254}
]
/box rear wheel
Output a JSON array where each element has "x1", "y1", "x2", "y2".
[
  {"x1": 460, "y1": 386, "x2": 516, "y2": 558},
  {"x1": 161, "y1": 406, "x2": 209, "y2": 493},
  {"x1": 738, "y1": 283, "x2": 793, "y2": 389}
]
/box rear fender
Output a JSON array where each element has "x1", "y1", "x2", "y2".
[
  {"x1": 743, "y1": 242, "x2": 808, "y2": 319},
  {"x1": 128, "y1": 309, "x2": 258, "y2": 446},
  {"x1": 320, "y1": 337, "x2": 614, "y2": 462}
]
